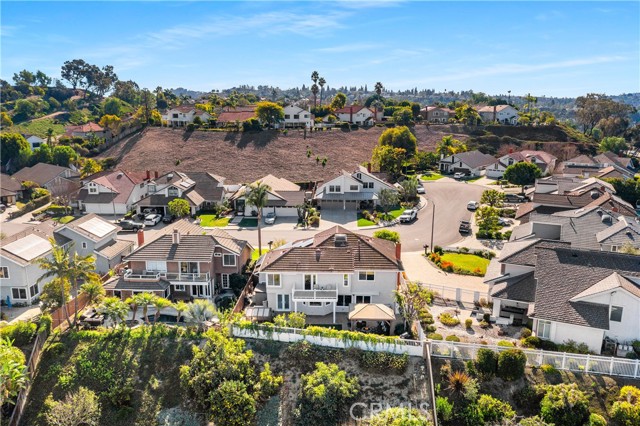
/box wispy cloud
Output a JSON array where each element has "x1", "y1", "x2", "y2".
[
  {"x1": 0, "y1": 25, "x2": 22, "y2": 37},
  {"x1": 315, "y1": 43, "x2": 379, "y2": 53},
  {"x1": 335, "y1": 0, "x2": 405, "y2": 10},
  {"x1": 535, "y1": 10, "x2": 564, "y2": 21}
]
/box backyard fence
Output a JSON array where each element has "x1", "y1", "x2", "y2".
[
  {"x1": 8, "y1": 328, "x2": 49, "y2": 426},
  {"x1": 231, "y1": 324, "x2": 425, "y2": 357},
  {"x1": 430, "y1": 340, "x2": 640, "y2": 379},
  {"x1": 420, "y1": 283, "x2": 487, "y2": 305},
  {"x1": 51, "y1": 293, "x2": 89, "y2": 329}
]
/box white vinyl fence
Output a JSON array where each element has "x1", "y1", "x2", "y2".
[
  {"x1": 421, "y1": 283, "x2": 487, "y2": 305},
  {"x1": 430, "y1": 341, "x2": 640, "y2": 379},
  {"x1": 231, "y1": 324, "x2": 425, "y2": 357}
]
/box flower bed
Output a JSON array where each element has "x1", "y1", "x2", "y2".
[{"x1": 428, "y1": 251, "x2": 491, "y2": 276}]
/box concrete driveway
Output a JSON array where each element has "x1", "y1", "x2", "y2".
[{"x1": 319, "y1": 206, "x2": 357, "y2": 228}]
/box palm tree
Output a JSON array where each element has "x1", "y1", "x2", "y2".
[
  {"x1": 152, "y1": 296, "x2": 172, "y2": 324},
  {"x1": 399, "y1": 176, "x2": 419, "y2": 202},
  {"x1": 69, "y1": 252, "x2": 97, "y2": 329},
  {"x1": 98, "y1": 297, "x2": 129, "y2": 329},
  {"x1": 311, "y1": 84, "x2": 319, "y2": 108},
  {"x1": 246, "y1": 181, "x2": 271, "y2": 256},
  {"x1": 375, "y1": 82, "x2": 384, "y2": 96},
  {"x1": 79, "y1": 276, "x2": 105, "y2": 306},
  {"x1": 46, "y1": 127, "x2": 54, "y2": 147},
  {"x1": 436, "y1": 135, "x2": 466, "y2": 157},
  {"x1": 37, "y1": 239, "x2": 72, "y2": 328},
  {"x1": 173, "y1": 301, "x2": 189, "y2": 323},
  {"x1": 185, "y1": 299, "x2": 217, "y2": 332},
  {"x1": 124, "y1": 296, "x2": 139, "y2": 322},
  {"x1": 318, "y1": 77, "x2": 326, "y2": 106},
  {"x1": 133, "y1": 292, "x2": 156, "y2": 324},
  {"x1": 311, "y1": 71, "x2": 319, "y2": 85}
]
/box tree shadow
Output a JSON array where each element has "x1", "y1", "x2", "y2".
[
  {"x1": 230, "y1": 130, "x2": 279, "y2": 150},
  {"x1": 182, "y1": 129, "x2": 193, "y2": 142}
]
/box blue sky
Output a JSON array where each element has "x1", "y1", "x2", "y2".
[{"x1": 1, "y1": 1, "x2": 638, "y2": 97}]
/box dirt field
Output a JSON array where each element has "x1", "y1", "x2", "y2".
[{"x1": 98, "y1": 126, "x2": 467, "y2": 184}]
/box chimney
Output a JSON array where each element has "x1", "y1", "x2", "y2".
[
  {"x1": 367, "y1": 162, "x2": 372, "y2": 173},
  {"x1": 172, "y1": 229, "x2": 180, "y2": 245},
  {"x1": 315, "y1": 248, "x2": 321, "y2": 262},
  {"x1": 395, "y1": 243, "x2": 401, "y2": 261},
  {"x1": 146, "y1": 170, "x2": 151, "y2": 180},
  {"x1": 137, "y1": 229, "x2": 144, "y2": 247},
  {"x1": 154, "y1": 171, "x2": 159, "y2": 179}
]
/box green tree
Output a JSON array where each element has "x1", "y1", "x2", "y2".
[
  {"x1": 480, "y1": 189, "x2": 505, "y2": 208},
  {"x1": 33, "y1": 144, "x2": 54, "y2": 165},
  {"x1": 604, "y1": 177, "x2": 640, "y2": 205},
  {"x1": 475, "y1": 206, "x2": 500, "y2": 231},
  {"x1": 330, "y1": 92, "x2": 347, "y2": 110},
  {"x1": 372, "y1": 145, "x2": 406, "y2": 178},
  {"x1": 310, "y1": 84, "x2": 319, "y2": 108},
  {"x1": 210, "y1": 380, "x2": 256, "y2": 426},
  {"x1": 103, "y1": 97, "x2": 124, "y2": 116},
  {"x1": 255, "y1": 101, "x2": 284, "y2": 128},
  {"x1": 503, "y1": 162, "x2": 542, "y2": 192},
  {"x1": 167, "y1": 198, "x2": 191, "y2": 218},
  {"x1": 39, "y1": 278, "x2": 71, "y2": 312},
  {"x1": 151, "y1": 296, "x2": 172, "y2": 324},
  {"x1": 61, "y1": 59, "x2": 88, "y2": 90},
  {"x1": 477, "y1": 394, "x2": 515, "y2": 424},
  {"x1": 379, "y1": 126, "x2": 417, "y2": 158},
  {"x1": 113, "y1": 80, "x2": 140, "y2": 105},
  {"x1": 98, "y1": 297, "x2": 129, "y2": 328},
  {"x1": 413, "y1": 151, "x2": 439, "y2": 171},
  {"x1": 369, "y1": 407, "x2": 432, "y2": 426},
  {"x1": 539, "y1": 383, "x2": 590, "y2": 426},
  {"x1": 68, "y1": 252, "x2": 98, "y2": 329},
  {"x1": 13, "y1": 99, "x2": 38, "y2": 120},
  {"x1": 80, "y1": 158, "x2": 102, "y2": 178},
  {"x1": 52, "y1": 145, "x2": 78, "y2": 167},
  {"x1": 45, "y1": 386, "x2": 101, "y2": 426},
  {"x1": 454, "y1": 103, "x2": 481, "y2": 125},
  {"x1": 373, "y1": 229, "x2": 400, "y2": 243},
  {"x1": 80, "y1": 278, "x2": 106, "y2": 306},
  {"x1": 1, "y1": 111, "x2": 13, "y2": 127},
  {"x1": 173, "y1": 301, "x2": 189, "y2": 323},
  {"x1": 399, "y1": 176, "x2": 419, "y2": 202},
  {"x1": 133, "y1": 292, "x2": 156, "y2": 324},
  {"x1": 610, "y1": 386, "x2": 640, "y2": 426},
  {"x1": 575, "y1": 93, "x2": 633, "y2": 135},
  {"x1": 0, "y1": 357, "x2": 28, "y2": 422},
  {"x1": 318, "y1": 77, "x2": 326, "y2": 105},
  {"x1": 246, "y1": 181, "x2": 271, "y2": 256},
  {"x1": 599, "y1": 136, "x2": 628, "y2": 154},
  {"x1": 393, "y1": 107, "x2": 415, "y2": 126},
  {"x1": 99, "y1": 114, "x2": 121, "y2": 136},
  {"x1": 375, "y1": 81, "x2": 384, "y2": 95},
  {"x1": 184, "y1": 299, "x2": 217, "y2": 332},
  {"x1": 436, "y1": 135, "x2": 466, "y2": 157},
  {"x1": 37, "y1": 239, "x2": 73, "y2": 328},
  {"x1": 378, "y1": 188, "x2": 400, "y2": 218},
  {"x1": 295, "y1": 362, "x2": 360, "y2": 426},
  {"x1": 12, "y1": 69, "x2": 35, "y2": 86}
]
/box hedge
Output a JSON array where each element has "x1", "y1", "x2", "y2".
[
  {"x1": 497, "y1": 349, "x2": 527, "y2": 381},
  {"x1": 9, "y1": 194, "x2": 51, "y2": 219}
]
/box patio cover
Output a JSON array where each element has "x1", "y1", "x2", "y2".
[{"x1": 348, "y1": 303, "x2": 396, "y2": 321}]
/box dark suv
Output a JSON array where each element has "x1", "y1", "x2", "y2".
[
  {"x1": 459, "y1": 220, "x2": 471, "y2": 233},
  {"x1": 118, "y1": 219, "x2": 145, "y2": 232},
  {"x1": 505, "y1": 194, "x2": 527, "y2": 204}
]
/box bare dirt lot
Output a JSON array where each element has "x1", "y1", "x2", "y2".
[{"x1": 99, "y1": 126, "x2": 468, "y2": 183}]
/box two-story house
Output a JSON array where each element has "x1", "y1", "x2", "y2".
[
  {"x1": 54, "y1": 214, "x2": 134, "y2": 274},
  {"x1": 13, "y1": 162, "x2": 81, "y2": 198},
  {"x1": 76, "y1": 170, "x2": 150, "y2": 215},
  {"x1": 486, "y1": 150, "x2": 557, "y2": 179},
  {"x1": 135, "y1": 171, "x2": 225, "y2": 215},
  {"x1": 282, "y1": 105, "x2": 314, "y2": 128},
  {"x1": 315, "y1": 166, "x2": 398, "y2": 211},
  {"x1": 0, "y1": 222, "x2": 70, "y2": 306},
  {"x1": 161, "y1": 106, "x2": 211, "y2": 127},
  {"x1": 477, "y1": 105, "x2": 519, "y2": 124},
  {"x1": 420, "y1": 106, "x2": 455, "y2": 123},
  {"x1": 438, "y1": 150, "x2": 496, "y2": 176},
  {"x1": 103, "y1": 220, "x2": 251, "y2": 300},
  {"x1": 230, "y1": 174, "x2": 307, "y2": 217},
  {"x1": 554, "y1": 152, "x2": 637, "y2": 180},
  {"x1": 334, "y1": 106, "x2": 376, "y2": 126},
  {"x1": 256, "y1": 226, "x2": 403, "y2": 324}
]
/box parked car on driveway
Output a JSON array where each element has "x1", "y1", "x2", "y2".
[
  {"x1": 459, "y1": 220, "x2": 471, "y2": 233},
  {"x1": 417, "y1": 185, "x2": 425, "y2": 194},
  {"x1": 467, "y1": 201, "x2": 480, "y2": 210},
  {"x1": 143, "y1": 208, "x2": 158, "y2": 215},
  {"x1": 504, "y1": 194, "x2": 526, "y2": 204},
  {"x1": 264, "y1": 212, "x2": 276, "y2": 224},
  {"x1": 162, "y1": 214, "x2": 175, "y2": 224},
  {"x1": 454, "y1": 172, "x2": 466, "y2": 180},
  {"x1": 144, "y1": 214, "x2": 162, "y2": 226},
  {"x1": 118, "y1": 219, "x2": 145, "y2": 232},
  {"x1": 398, "y1": 209, "x2": 417, "y2": 223}
]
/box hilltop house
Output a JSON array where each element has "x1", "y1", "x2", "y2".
[
  {"x1": 486, "y1": 150, "x2": 557, "y2": 179},
  {"x1": 215, "y1": 106, "x2": 257, "y2": 127},
  {"x1": 103, "y1": 220, "x2": 251, "y2": 300},
  {"x1": 13, "y1": 163, "x2": 80, "y2": 198},
  {"x1": 334, "y1": 106, "x2": 376, "y2": 126},
  {"x1": 438, "y1": 150, "x2": 496, "y2": 176},
  {"x1": 255, "y1": 226, "x2": 403, "y2": 323},
  {"x1": 420, "y1": 106, "x2": 455, "y2": 123},
  {"x1": 315, "y1": 166, "x2": 398, "y2": 211},
  {"x1": 22, "y1": 134, "x2": 45, "y2": 150},
  {"x1": 282, "y1": 105, "x2": 314, "y2": 128},
  {"x1": 477, "y1": 105, "x2": 519, "y2": 124},
  {"x1": 230, "y1": 174, "x2": 307, "y2": 218},
  {"x1": 76, "y1": 170, "x2": 150, "y2": 215},
  {"x1": 161, "y1": 106, "x2": 211, "y2": 127},
  {"x1": 65, "y1": 122, "x2": 109, "y2": 139}
]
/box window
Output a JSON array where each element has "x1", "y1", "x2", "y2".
[
  {"x1": 173, "y1": 284, "x2": 186, "y2": 292},
  {"x1": 304, "y1": 274, "x2": 317, "y2": 290},
  {"x1": 146, "y1": 261, "x2": 167, "y2": 272},
  {"x1": 172, "y1": 113, "x2": 179, "y2": 118},
  {"x1": 168, "y1": 187, "x2": 179, "y2": 197},
  {"x1": 82, "y1": 242, "x2": 87, "y2": 249},
  {"x1": 266, "y1": 274, "x2": 281, "y2": 287},
  {"x1": 292, "y1": 114, "x2": 299, "y2": 119},
  {"x1": 32, "y1": 142, "x2": 41, "y2": 148},
  {"x1": 611, "y1": 246, "x2": 619, "y2": 252},
  {"x1": 537, "y1": 320, "x2": 552, "y2": 339},
  {"x1": 337, "y1": 295, "x2": 352, "y2": 306},
  {"x1": 148, "y1": 184, "x2": 156, "y2": 193},
  {"x1": 0, "y1": 267, "x2": 9, "y2": 279},
  {"x1": 180, "y1": 262, "x2": 198, "y2": 273},
  {"x1": 304, "y1": 114, "x2": 308, "y2": 118},
  {"x1": 221, "y1": 274, "x2": 230, "y2": 289},
  {"x1": 12, "y1": 288, "x2": 27, "y2": 300},
  {"x1": 223, "y1": 254, "x2": 236, "y2": 267},
  {"x1": 284, "y1": 114, "x2": 290, "y2": 119},
  {"x1": 343, "y1": 274, "x2": 349, "y2": 287},
  {"x1": 363, "y1": 182, "x2": 374, "y2": 189},
  {"x1": 277, "y1": 294, "x2": 290, "y2": 311},
  {"x1": 349, "y1": 185, "x2": 358, "y2": 191},
  {"x1": 329, "y1": 185, "x2": 340, "y2": 193},
  {"x1": 358, "y1": 271, "x2": 375, "y2": 281},
  {"x1": 309, "y1": 301, "x2": 322, "y2": 307},
  {"x1": 355, "y1": 295, "x2": 371, "y2": 304},
  {"x1": 610, "y1": 306, "x2": 623, "y2": 322},
  {"x1": 29, "y1": 283, "x2": 39, "y2": 298},
  {"x1": 139, "y1": 183, "x2": 145, "y2": 188}
]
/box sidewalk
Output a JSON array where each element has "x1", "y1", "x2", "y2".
[{"x1": 401, "y1": 251, "x2": 488, "y2": 292}]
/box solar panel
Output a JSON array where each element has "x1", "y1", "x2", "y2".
[
  {"x1": 3, "y1": 234, "x2": 51, "y2": 261},
  {"x1": 179, "y1": 181, "x2": 191, "y2": 188},
  {"x1": 78, "y1": 217, "x2": 117, "y2": 238}
]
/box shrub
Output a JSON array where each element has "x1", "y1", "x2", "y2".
[
  {"x1": 284, "y1": 340, "x2": 315, "y2": 363},
  {"x1": 521, "y1": 327, "x2": 532, "y2": 338},
  {"x1": 359, "y1": 351, "x2": 409, "y2": 372},
  {"x1": 439, "y1": 312, "x2": 460, "y2": 327},
  {"x1": 445, "y1": 335, "x2": 460, "y2": 342},
  {"x1": 373, "y1": 229, "x2": 400, "y2": 243},
  {"x1": 522, "y1": 336, "x2": 558, "y2": 351},
  {"x1": 497, "y1": 340, "x2": 515, "y2": 347},
  {"x1": 39, "y1": 313, "x2": 52, "y2": 334},
  {"x1": 558, "y1": 340, "x2": 590, "y2": 354},
  {"x1": 465, "y1": 318, "x2": 473, "y2": 329},
  {"x1": 478, "y1": 320, "x2": 490, "y2": 329},
  {"x1": 513, "y1": 386, "x2": 543, "y2": 412},
  {"x1": 427, "y1": 333, "x2": 443, "y2": 340},
  {"x1": 369, "y1": 407, "x2": 432, "y2": 426},
  {"x1": 610, "y1": 386, "x2": 640, "y2": 426},
  {"x1": 588, "y1": 413, "x2": 607, "y2": 426},
  {"x1": 0, "y1": 321, "x2": 37, "y2": 346},
  {"x1": 186, "y1": 123, "x2": 195, "y2": 131},
  {"x1": 540, "y1": 364, "x2": 559, "y2": 375},
  {"x1": 445, "y1": 370, "x2": 478, "y2": 401},
  {"x1": 436, "y1": 396, "x2": 454, "y2": 422},
  {"x1": 433, "y1": 245, "x2": 444, "y2": 255},
  {"x1": 497, "y1": 349, "x2": 527, "y2": 381},
  {"x1": 475, "y1": 348, "x2": 498, "y2": 378},
  {"x1": 477, "y1": 394, "x2": 515, "y2": 424},
  {"x1": 539, "y1": 384, "x2": 590, "y2": 426}
]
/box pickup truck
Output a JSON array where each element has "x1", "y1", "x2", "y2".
[
  {"x1": 398, "y1": 209, "x2": 417, "y2": 223},
  {"x1": 118, "y1": 219, "x2": 145, "y2": 232}
]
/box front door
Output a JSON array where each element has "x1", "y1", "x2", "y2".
[{"x1": 304, "y1": 274, "x2": 316, "y2": 290}]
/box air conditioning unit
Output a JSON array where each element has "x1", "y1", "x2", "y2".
[{"x1": 214, "y1": 253, "x2": 222, "y2": 257}]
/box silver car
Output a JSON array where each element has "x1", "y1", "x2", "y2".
[{"x1": 264, "y1": 212, "x2": 276, "y2": 224}]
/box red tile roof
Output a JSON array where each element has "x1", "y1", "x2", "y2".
[
  {"x1": 217, "y1": 111, "x2": 256, "y2": 122},
  {"x1": 334, "y1": 106, "x2": 373, "y2": 115}
]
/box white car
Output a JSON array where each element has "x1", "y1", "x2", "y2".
[
  {"x1": 417, "y1": 185, "x2": 425, "y2": 194},
  {"x1": 398, "y1": 209, "x2": 417, "y2": 223},
  {"x1": 467, "y1": 201, "x2": 480, "y2": 211},
  {"x1": 144, "y1": 214, "x2": 162, "y2": 226},
  {"x1": 264, "y1": 212, "x2": 276, "y2": 224},
  {"x1": 454, "y1": 172, "x2": 466, "y2": 180}
]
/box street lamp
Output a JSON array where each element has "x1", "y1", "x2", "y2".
[{"x1": 430, "y1": 199, "x2": 436, "y2": 253}]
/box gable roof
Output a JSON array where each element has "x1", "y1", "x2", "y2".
[
  {"x1": 217, "y1": 110, "x2": 256, "y2": 123},
  {"x1": 444, "y1": 150, "x2": 496, "y2": 169},
  {"x1": 12, "y1": 163, "x2": 78, "y2": 186},
  {"x1": 0, "y1": 221, "x2": 66, "y2": 266},
  {"x1": 65, "y1": 122, "x2": 105, "y2": 133},
  {"x1": 78, "y1": 170, "x2": 139, "y2": 205},
  {"x1": 477, "y1": 105, "x2": 515, "y2": 113},
  {"x1": 1, "y1": 173, "x2": 23, "y2": 192},
  {"x1": 57, "y1": 213, "x2": 120, "y2": 242},
  {"x1": 334, "y1": 105, "x2": 373, "y2": 115},
  {"x1": 570, "y1": 272, "x2": 640, "y2": 301},
  {"x1": 490, "y1": 271, "x2": 537, "y2": 302}
]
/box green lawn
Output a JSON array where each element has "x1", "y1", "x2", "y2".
[
  {"x1": 9, "y1": 118, "x2": 67, "y2": 138},
  {"x1": 357, "y1": 206, "x2": 405, "y2": 227},
  {"x1": 53, "y1": 215, "x2": 75, "y2": 224},
  {"x1": 420, "y1": 172, "x2": 444, "y2": 181},
  {"x1": 465, "y1": 176, "x2": 483, "y2": 182},
  {"x1": 238, "y1": 217, "x2": 258, "y2": 228},
  {"x1": 440, "y1": 252, "x2": 490, "y2": 275},
  {"x1": 252, "y1": 248, "x2": 270, "y2": 260},
  {"x1": 198, "y1": 214, "x2": 230, "y2": 227}
]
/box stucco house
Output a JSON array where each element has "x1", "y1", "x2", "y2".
[
  {"x1": 420, "y1": 106, "x2": 455, "y2": 123},
  {"x1": 65, "y1": 122, "x2": 109, "y2": 139},
  {"x1": 282, "y1": 105, "x2": 314, "y2": 128},
  {"x1": 486, "y1": 150, "x2": 557, "y2": 179},
  {"x1": 477, "y1": 105, "x2": 519, "y2": 124},
  {"x1": 76, "y1": 170, "x2": 150, "y2": 216},
  {"x1": 554, "y1": 152, "x2": 637, "y2": 180},
  {"x1": 1, "y1": 173, "x2": 24, "y2": 205},
  {"x1": 334, "y1": 106, "x2": 376, "y2": 126},
  {"x1": 438, "y1": 150, "x2": 496, "y2": 176},
  {"x1": 13, "y1": 162, "x2": 80, "y2": 198},
  {"x1": 255, "y1": 226, "x2": 403, "y2": 323},
  {"x1": 215, "y1": 106, "x2": 257, "y2": 127},
  {"x1": 161, "y1": 106, "x2": 211, "y2": 127},
  {"x1": 230, "y1": 174, "x2": 307, "y2": 218},
  {"x1": 315, "y1": 166, "x2": 397, "y2": 211},
  {"x1": 103, "y1": 220, "x2": 251, "y2": 300},
  {"x1": 22, "y1": 134, "x2": 45, "y2": 150}
]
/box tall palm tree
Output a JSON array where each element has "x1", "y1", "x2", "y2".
[
  {"x1": 79, "y1": 276, "x2": 105, "y2": 306},
  {"x1": 436, "y1": 135, "x2": 466, "y2": 157},
  {"x1": 311, "y1": 71, "x2": 319, "y2": 85},
  {"x1": 311, "y1": 84, "x2": 319, "y2": 108},
  {"x1": 375, "y1": 82, "x2": 384, "y2": 96},
  {"x1": 185, "y1": 299, "x2": 217, "y2": 332},
  {"x1": 246, "y1": 181, "x2": 271, "y2": 256},
  {"x1": 134, "y1": 292, "x2": 156, "y2": 323},
  {"x1": 173, "y1": 301, "x2": 188, "y2": 323},
  {"x1": 46, "y1": 127, "x2": 54, "y2": 147},
  {"x1": 37, "y1": 239, "x2": 72, "y2": 328},
  {"x1": 98, "y1": 297, "x2": 129, "y2": 329},
  {"x1": 69, "y1": 252, "x2": 97, "y2": 329},
  {"x1": 124, "y1": 296, "x2": 139, "y2": 322},
  {"x1": 318, "y1": 77, "x2": 326, "y2": 106},
  {"x1": 152, "y1": 296, "x2": 172, "y2": 324}
]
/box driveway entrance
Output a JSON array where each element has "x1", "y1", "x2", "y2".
[{"x1": 319, "y1": 204, "x2": 357, "y2": 228}]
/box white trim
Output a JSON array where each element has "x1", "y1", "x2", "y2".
[
  {"x1": 266, "y1": 273, "x2": 281, "y2": 287},
  {"x1": 0, "y1": 266, "x2": 9, "y2": 279},
  {"x1": 11, "y1": 287, "x2": 27, "y2": 300},
  {"x1": 358, "y1": 271, "x2": 375, "y2": 281},
  {"x1": 222, "y1": 254, "x2": 236, "y2": 267},
  {"x1": 277, "y1": 293, "x2": 291, "y2": 311},
  {"x1": 221, "y1": 273, "x2": 230, "y2": 289}
]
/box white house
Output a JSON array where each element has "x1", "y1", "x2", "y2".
[
  {"x1": 256, "y1": 226, "x2": 403, "y2": 324},
  {"x1": 161, "y1": 106, "x2": 211, "y2": 127},
  {"x1": 282, "y1": 105, "x2": 314, "y2": 128},
  {"x1": 13, "y1": 162, "x2": 81, "y2": 198},
  {"x1": 438, "y1": 150, "x2": 496, "y2": 176},
  {"x1": 486, "y1": 150, "x2": 557, "y2": 179},
  {"x1": 315, "y1": 166, "x2": 398, "y2": 211},
  {"x1": 230, "y1": 174, "x2": 306, "y2": 218},
  {"x1": 76, "y1": 170, "x2": 150, "y2": 215},
  {"x1": 22, "y1": 134, "x2": 45, "y2": 150},
  {"x1": 334, "y1": 106, "x2": 376, "y2": 126},
  {"x1": 477, "y1": 105, "x2": 519, "y2": 124}
]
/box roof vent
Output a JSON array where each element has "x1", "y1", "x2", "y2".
[
  {"x1": 334, "y1": 234, "x2": 348, "y2": 247},
  {"x1": 590, "y1": 190, "x2": 600, "y2": 199},
  {"x1": 601, "y1": 214, "x2": 612, "y2": 223},
  {"x1": 116, "y1": 172, "x2": 124, "y2": 179},
  {"x1": 167, "y1": 173, "x2": 174, "y2": 180}
]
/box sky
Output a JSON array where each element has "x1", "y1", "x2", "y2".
[{"x1": 1, "y1": 1, "x2": 639, "y2": 98}]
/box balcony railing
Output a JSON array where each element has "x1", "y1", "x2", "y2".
[
  {"x1": 123, "y1": 270, "x2": 210, "y2": 283},
  {"x1": 292, "y1": 284, "x2": 338, "y2": 301}
]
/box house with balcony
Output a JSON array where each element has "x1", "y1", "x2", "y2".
[
  {"x1": 254, "y1": 226, "x2": 403, "y2": 324},
  {"x1": 230, "y1": 174, "x2": 307, "y2": 218},
  {"x1": 315, "y1": 166, "x2": 398, "y2": 211},
  {"x1": 477, "y1": 105, "x2": 519, "y2": 124},
  {"x1": 486, "y1": 150, "x2": 557, "y2": 179},
  {"x1": 103, "y1": 220, "x2": 251, "y2": 300},
  {"x1": 161, "y1": 106, "x2": 211, "y2": 127},
  {"x1": 76, "y1": 170, "x2": 150, "y2": 215},
  {"x1": 282, "y1": 105, "x2": 314, "y2": 128}
]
